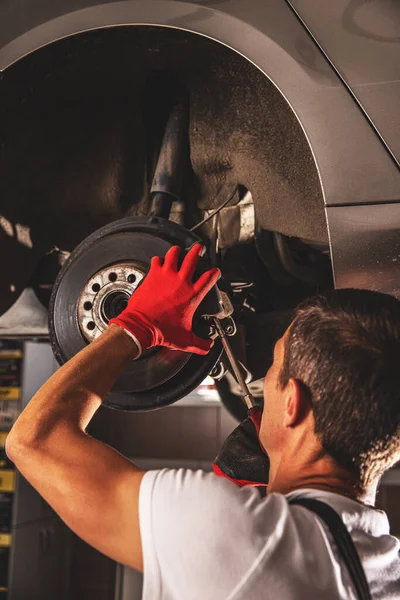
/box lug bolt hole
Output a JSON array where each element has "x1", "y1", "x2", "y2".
[
  {"x1": 127, "y1": 274, "x2": 136, "y2": 284},
  {"x1": 84, "y1": 301, "x2": 92, "y2": 311},
  {"x1": 108, "y1": 272, "x2": 117, "y2": 282},
  {"x1": 87, "y1": 321, "x2": 96, "y2": 331},
  {"x1": 92, "y1": 283, "x2": 100, "y2": 292}
]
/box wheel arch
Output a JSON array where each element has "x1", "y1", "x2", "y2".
[{"x1": 1, "y1": 0, "x2": 398, "y2": 201}]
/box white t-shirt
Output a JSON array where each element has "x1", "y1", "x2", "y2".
[{"x1": 138, "y1": 469, "x2": 400, "y2": 600}]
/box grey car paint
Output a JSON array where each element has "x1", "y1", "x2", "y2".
[
  {"x1": 0, "y1": 0, "x2": 399, "y2": 298},
  {"x1": 288, "y1": 0, "x2": 400, "y2": 166},
  {"x1": 327, "y1": 204, "x2": 400, "y2": 298}
]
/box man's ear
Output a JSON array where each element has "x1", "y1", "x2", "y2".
[{"x1": 283, "y1": 378, "x2": 309, "y2": 427}]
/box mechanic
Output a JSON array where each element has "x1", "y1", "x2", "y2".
[{"x1": 5, "y1": 243, "x2": 400, "y2": 599}]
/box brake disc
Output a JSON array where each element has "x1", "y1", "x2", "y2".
[{"x1": 49, "y1": 217, "x2": 222, "y2": 411}]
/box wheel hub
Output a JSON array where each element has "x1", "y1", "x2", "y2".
[{"x1": 77, "y1": 262, "x2": 144, "y2": 342}]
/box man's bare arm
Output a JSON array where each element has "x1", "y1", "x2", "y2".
[{"x1": 6, "y1": 325, "x2": 147, "y2": 571}]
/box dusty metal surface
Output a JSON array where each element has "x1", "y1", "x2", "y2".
[{"x1": 201, "y1": 191, "x2": 255, "y2": 249}]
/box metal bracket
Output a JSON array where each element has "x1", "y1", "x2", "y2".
[{"x1": 211, "y1": 310, "x2": 254, "y2": 410}]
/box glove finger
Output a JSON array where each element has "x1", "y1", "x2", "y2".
[
  {"x1": 151, "y1": 256, "x2": 162, "y2": 269},
  {"x1": 163, "y1": 245, "x2": 180, "y2": 271},
  {"x1": 193, "y1": 268, "x2": 221, "y2": 300},
  {"x1": 179, "y1": 243, "x2": 203, "y2": 281},
  {"x1": 185, "y1": 334, "x2": 213, "y2": 355}
]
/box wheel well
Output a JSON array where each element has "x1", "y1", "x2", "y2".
[{"x1": 0, "y1": 25, "x2": 328, "y2": 315}]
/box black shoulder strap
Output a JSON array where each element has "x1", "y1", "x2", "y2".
[{"x1": 289, "y1": 497, "x2": 372, "y2": 600}]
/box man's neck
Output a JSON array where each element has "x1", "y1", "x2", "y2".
[{"x1": 267, "y1": 453, "x2": 376, "y2": 505}]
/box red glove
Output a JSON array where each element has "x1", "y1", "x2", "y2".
[{"x1": 109, "y1": 243, "x2": 220, "y2": 355}]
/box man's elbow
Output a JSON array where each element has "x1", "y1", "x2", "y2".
[
  {"x1": 6, "y1": 416, "x2": 78, "y2": 468},
  {"x1": 5, "y1": 421, "x2": 43, "y2": 466},
  {"x1": 5, "y1": 429, "x2": 27, "y2": 466}
]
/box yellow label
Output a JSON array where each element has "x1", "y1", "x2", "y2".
[
  {"x1": 0, "y1": 350, "x2": 22, "y2": 359},
  {"x1": 0, "y1": 534, "x2": 11, "y2": 547},
  {"x1": 0, "y1": 387, "x2": 20, "y2": 400},
  {"x1": 0, "y1": 433, "x2": 7, "y2": 448},
  {"x1": 0, "y1": 470, "x2": 15, "y2": 492}
]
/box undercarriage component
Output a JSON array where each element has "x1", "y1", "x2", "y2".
[
  {"x1": 273, "y1": 232, "x2": 330, "y2": 287},
  {"x1": 150, "y1": 95, "x2": 189, "y2": 218},
  {"x1": 195, "y1": 188, "x2": 254, "y2": 250},
  {"x1": 255, "y1": 227, "x2": 331, "y2": 287},
  {"x1": 214, "y1": 308, "x2": 294, "y2": 421},
  {"x1": 212, "y1": 317, "x2": 255, "y2": 410},
  {"x1": 215, "y1": 374, "x2": 265, "y2": 423},
  {"x1": 49, "y1": 216, "x2": 222, "y2": 411},
  {"x1": 244, "y1": 309, "x2": 294, "y2": 381},
  {"x1": 215, "y1": 376, "x2": 248, "y2": 423},
  {"x1": 255, "y1": 228, "x2": 294, "y2": 286},
  {"x1": 225, "y1": 372, "x2": 264, "y2": 399}
]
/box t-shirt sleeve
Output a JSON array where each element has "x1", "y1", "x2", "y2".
[{"x1": 138, "y1": 468, "x2": 279, "y2": 600}]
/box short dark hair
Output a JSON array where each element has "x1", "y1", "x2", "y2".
[{"x1": 279, "y1": 289, "x2": 400, "y2": 488}]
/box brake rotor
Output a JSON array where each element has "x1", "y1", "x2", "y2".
[{"x1": 49, "y1": 217, "x2": 222, "y2": 411}]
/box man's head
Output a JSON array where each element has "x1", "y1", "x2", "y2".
[{"x1": 260, "y1": 288, "x2": 400, "y2": 490}]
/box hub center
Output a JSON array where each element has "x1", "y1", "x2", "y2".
[{"x1": 77, "y1": 262, "x2": 144, "y2": 342}]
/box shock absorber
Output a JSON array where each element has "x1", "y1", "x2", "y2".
[{"x1": 149, "y1": 95, "x2": 189, "y2": 219}]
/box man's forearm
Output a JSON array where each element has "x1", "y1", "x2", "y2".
[{"x1": 7, "y1": 325, "x2": 138, "y2": 453}]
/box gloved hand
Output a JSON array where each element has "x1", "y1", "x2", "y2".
[
  {"x1": 109, "y1": 243, "x2": 220, "y2": 356},
  {"x1": 213, "y1": 406, "x2": 270, "y2": 489}
]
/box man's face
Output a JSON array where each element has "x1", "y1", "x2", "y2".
[{"x1": 259, "y1": 328, "x2": 290, "y2": 458}]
